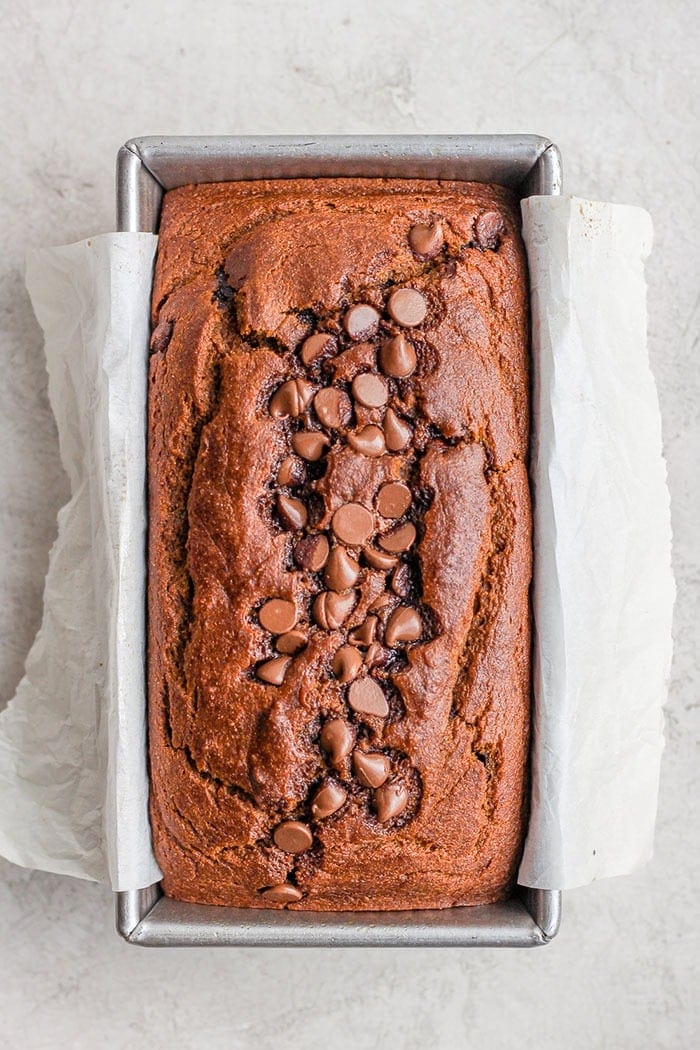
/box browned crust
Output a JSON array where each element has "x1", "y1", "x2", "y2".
[{"x1": 148, "y1": 178, "x2": 531, "y2": 910}]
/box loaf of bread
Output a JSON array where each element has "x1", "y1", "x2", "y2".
[{"x1": 148, "y1": 177, "x2": 531, "y2": 910}]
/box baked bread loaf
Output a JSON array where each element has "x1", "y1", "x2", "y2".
[{"x1": 148, "y1": 177, "x2": 531, "y2": 910}]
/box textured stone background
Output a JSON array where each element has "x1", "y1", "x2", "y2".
[{"x1": 1, "y1": 1, "x2": 698, "y2": 1047}]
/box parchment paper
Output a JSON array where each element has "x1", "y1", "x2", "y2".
[
  {"x1": 0, "y1": 200, "x2": 673, "y2": 891},
  {"x1": 518, "y1": 196, "x2": 674, "y2": 888},
  {"x1": 0, "y1": 234, "x2": 161, "y2": 890}
]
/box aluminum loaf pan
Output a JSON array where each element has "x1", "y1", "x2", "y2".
[{"x1": 116, "y1": 134, "x2": 562, "y2": 948}]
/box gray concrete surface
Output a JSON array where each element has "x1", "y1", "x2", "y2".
[{"x1": 1, "y1": 1, "x2": 698, "y2": 1047}]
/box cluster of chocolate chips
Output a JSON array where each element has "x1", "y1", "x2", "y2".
[
  {"x1": 255, "y1": 273, "x2": 432, "y2": 692},
  {"x1": 257, "y1": 223, "x2": 450, "y2": 904},
  {"x1": 260, "y1": 713, "x2": 411, "y2": 903}
]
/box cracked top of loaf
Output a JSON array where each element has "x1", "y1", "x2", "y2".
[{"x1": 148, "y1": 178, "x2": 531, "y2": 910}]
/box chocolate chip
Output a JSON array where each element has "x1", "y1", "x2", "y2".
[
  {"x1": 292, "y1": 430, "x2": 330, "y2": 461},
  {"x1": 386, "y1": 288, "x2": 427, "y2": 328},
  {"x1": 379, "y1": 521, "x2": 416, "y2": 553},
  {"x1": 324, "y1": 547, "x2": 361, "y2": 590},
  {"x1": 376, "y1": 482, "x2": 411, "y2": 518},
  {"x1": 314, "y1": 387, "x2": 353, "y2": 429},
  {"x1": 332, "y1": 644, "x2": 363, "y2": 683},
  {"x1": 300, "y1": 332, "x2": 336, "y2": 365},
  {"x1": 348, "y1": 615, "x2": 378, "y2": 648},
  {"x1": 310, "y1": 780, "x2": 347, "y2": 820},
  {"x1": 332, "y1": 503, "x2": 374, "y2": 546},
  {"x1": 343, "y1": 303, "x2": 380, "y2": 341},
  {"x1": 293, "y1": 533, "x2": 329, "y2": 571},
  {"x1": 259, "y1": 598, "x2": 297, "y2": 634},
  {"x1": 475, "y1": 210, "x2": 505, "y2": 250},
  {"x1": 374, "y1": 782, "x2": 409, "y2": 823},
  {"x1": 255, "y1": 656, "x2": 292, "y2": 685},
  {"x1": 320, "y1": 718, "x2": 354, "y2": 761},
  {"x1": 276, "y1": 629, "x2": 308, "y2": 655},
  {"x1": 260, "y1": 883, "x2": 303, "y2": 903},
  {"x1": 390, "y1": 563, "x2": 411, "y2": 597},
  {"x1": 384, "y1": 606, "x2": 422, "y2": 647},
  {"x1": 348, "y1": 677, "x2": 389, "y2": 717},
  {"x1": 347, "y1": 424, "x2": 386, "y2": 458},
  {"x1": 363, "y1": 547, "x2": 398, "y2": 571},
  {"x1": 383, "y1": 408, "x2": 413, "y2": 451},
  {"x1": 408, "y1": 221, "x2": 444, "y2": 259},
  {"x1": 352, "y1": 372, "x2": 388, "y2": 408},
  {"x1": 313, "y1": 589, "x2": 357, "y2": 630},
  {"x1": 352, "y1": 750, "x2": 391, "y2": 788},
  {"x1": 277, "y1": 455, "x2": 305, "y2": 487},
  {"x1": 379, "y1": 335, "x2": 417, "y2": 379},
  {"x1": 277, "y1": 494, "x2": 308, "y2": 530},
  {"x1": 273, "y1": 820, "x2": 313, "y2": 854},
  {"x1": 269, "y1": 378, "x2": 315, "y2": 418},
  {"x1": 364, "y1": 642, "x2": 390, "y2": 669}
]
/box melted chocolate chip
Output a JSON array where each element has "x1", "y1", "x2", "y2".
[
  {"x1": 260, "y1": 883, "x2": 302, "y2": 903},
  {"x1": 332, "y1": 644, "x2": 363, "y2": 683},
  {"x1": 310, "y1": 780, "x2": 347, "y2": 820},
  {"x1": 352, "y1": 372, "x2": 388, "y2": 408},
  {"x1": 383, "y1": 408, "x2": 413, "y2": 451},
  {"x1": 314, "y1": 387, "x2": 353, "y2": 429},
  {"x1": 347, "y1": 677, "x2": 389, "y2": 718},
  {"x1": 387, "y1": 288, "x2": 428, "y2": 328},
  {"x1": 277, "y1": 494, "x2": 308, "y2": 530},
  {"x1": 293, "y1": 533, "x2": 329, "y2": 571},
  {"x1": 374, "y1": 782, "x2": 409, "y2": 822},
  {"x1": 325, "y1": 547, "x2": 361, "y2": 590},
  {"x1": 348, "y1": 615, "x2": 378, "y2": 648},
  {"x1": 277, "y1": 455, "x2": 305, "y2": 487},
  {"x1": 347, "y1": 424, "x2": 386, "y2": 458},
  {"x1": 276, "y1": 629, "x2": 308, "y2": 655},
  {"x1": 379, "y1": 334, "x2": 417, "y2": 378},
  {"x1": 292, "y1": 430, "x2": 330, "y2": 461},
  {"x1": 273, "y1": 820, "x2": 313, "y2": 854},
  {"x1": 353, "y1": 750, "x2": 391, "y2": 788},
  {"x1": 332, "y1": 503, "x2": 374, "y2": 546},
  {"x1": 408, "y1": 222, "x2": 444, "y2": 259},
  {"x1": 475, "y1": 210, "x2": 505, "y2": 250},
  {"x1": 256, "y1": 656, "x2": 292, "y2": 685},
  {"x1": 390, "y1": 563, "x2": 411, "y2": 598},
  {"x1": 384, "y1": 606, "x2": 422, "y2": 647},
  {"x1": 259, "y1": 598, "x2": 297, "y2": 634},
  {"x1": 363, "y1": 547, "x2": 398, "y2": 571},
  {"x1": 364, "y1": 641, "x2": 390, "y2": 669},
  {"x1": 300, "y1": 332, "x2": 337, "y2": 365},
  {"x1": 269, "y1": 378, "x2": 315, "y2": 418},
  {"x1": 379, "y1": 521, "x2": 417, "y2": 553},
  {"x1": 376, "y1": 482, "x2": 411, "y2": 518},
  {"x1": 313, "y1": 589, "x2": 357, "y2": 630},
  {"x1": 319, "y1": 718, "x2": 355, "y2": 762},
  {"x1": 343, "y1": 303, "x2": 380, "y2": 341}
]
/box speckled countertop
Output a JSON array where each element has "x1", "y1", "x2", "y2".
[{"x1": 1, "y1": 1, "x2": 698, "y2": 1047}]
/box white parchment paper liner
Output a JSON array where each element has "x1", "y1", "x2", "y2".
[
  {"x1": 0, "y1": 199, "x2": 674, "y2": 892},
  {"x1": 518, "y1": 196, "x2": 674, "y2": 888},
  {"x1": 0, "y1": 235, "x2": 160, "y2": 890}
]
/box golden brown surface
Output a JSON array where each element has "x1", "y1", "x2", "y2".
[{"x1": 148, "y1": 178, "x2": 531, "y2": 910}]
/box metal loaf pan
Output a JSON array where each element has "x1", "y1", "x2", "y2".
[{"x1": 116, "y1": 135, "x2": 562, "y2": 948}]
